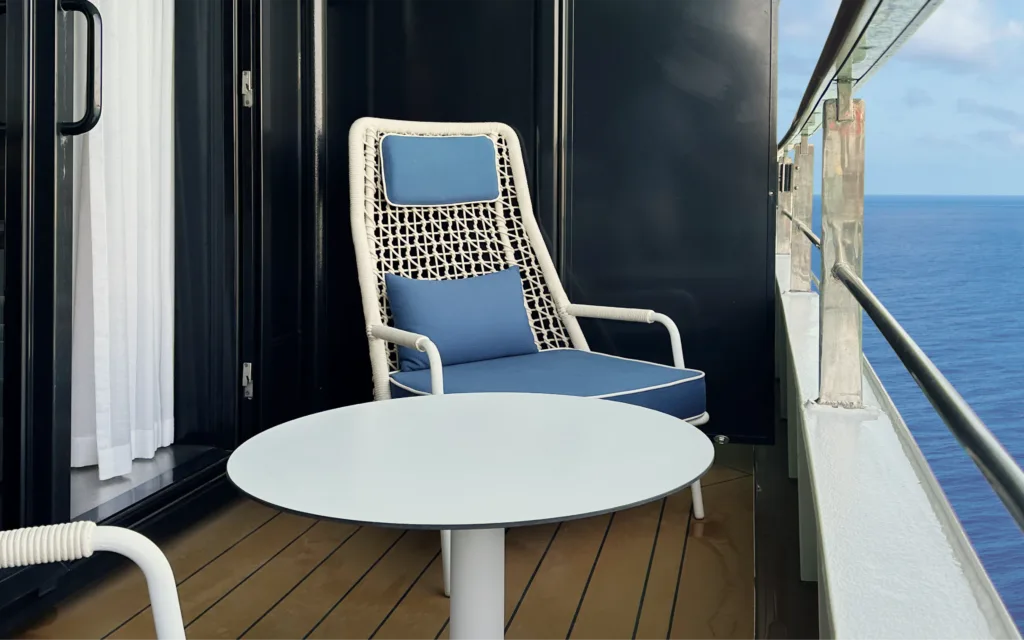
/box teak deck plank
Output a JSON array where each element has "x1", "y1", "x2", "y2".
[
  {"x1": 186, "y1": 519, "x2": 358, "y2": 639},
  {"x1": 109, "y1": 512, "x2": 315, "y2": 639},
  {"x1": 702, "y1": 464, "x2": 749, "y2": 487},
  {"x1": 308, "y1": 529, "x2": 440, "y2": 639},
  {"x1": 670, "y1": 476, "x2": 755, "y2": 639},
  {"x1": 432, "y1": 523, "x2": 562, "y2": 640},
  {"x1": 22, "y1": 499, "x2": 276, "y2": 640},
  {"x1": 20, "y1": 464, "x2": 754, "y2": 640},
  {"x1": 634, "y1": 491, "x2": 694, "y2": 639},
  {"x1": 369, "y1": 553, "x2": 448, "y2": 640},
  {"x1": 569, "y1": 500, "x2": 663, "y2": 639},
  {"x1": 242, "y1": 526, "x2": 404, "y2": 639},
  {"x1": 504, "y1": 513, "x2": 613, "y2": 639}
]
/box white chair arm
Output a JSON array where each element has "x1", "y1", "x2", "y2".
[
  {"x1": 367, "y1": 325, "x2": 445, "y2": 394},
  {"x1": 94, "y1": 527, "x2": 185, "y2": 639},
  {"x1": 0, "y1": 523, "x2": 186, "y2": 639},
  {"x1": 564, "y1": 304, "x2": 685, "y2": 368},
  {"x1": 565, "y1": 303, "x2": 654, "y2": 323}
]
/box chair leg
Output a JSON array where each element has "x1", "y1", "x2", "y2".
[
  {"x1": 691, "y1": 480, "x2": 705, "y2": 520},
  {"x1": 441, "y1": 529, "x2": 451, "y2": 597}
]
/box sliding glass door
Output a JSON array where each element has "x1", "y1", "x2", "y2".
[
  {"x1": 0, "y1": 0, "x2": 268, "y2": 621},
  {"x1": 0, "y1": 0, "x2": 247, "y2": 530},
  {"x1": 65, "y1": 0, "x2": 243, "y2": 522}
]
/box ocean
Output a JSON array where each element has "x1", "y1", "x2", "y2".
[{"x1": 810, "y1": 195, "x2": 1024, "y2": 625}]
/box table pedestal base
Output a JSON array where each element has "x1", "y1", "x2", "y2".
[{"x1": 450, "y1": 528, "x2": 505, "y2": 639}]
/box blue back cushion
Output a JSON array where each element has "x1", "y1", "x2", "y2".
[
  {"x1": 385, "y1": 267, "x2": 539, "y2": 371},
  {"x1": 381, "y1": 134, "x2": 500, "y2": 206}
]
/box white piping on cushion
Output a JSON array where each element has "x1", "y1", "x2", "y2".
[
  {"x1": 378, "y1": 133, "x2": 501, "y2": 208},
  {"x1": 564, "y1": 304, "x2": 686, "y2": 368},
  {"x1": 388, "y1": 374, "x2": 707, "y2": 424},
  {"x1": 387, "y1": 348, "x2": 704, "y2": 406},
  {"x1": 688, "y1": 412, "x2": 710, "y2": 426},
  {"x1": 541, "y1": 347, "x2": 695, "y2": 372},
  {"x1": 369, "y1": 325, "x2": 444, "y2": 395}
]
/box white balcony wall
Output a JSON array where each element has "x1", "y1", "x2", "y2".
[{"x1": 776, "y1": 255, "x2": 1018, "y2": 639}]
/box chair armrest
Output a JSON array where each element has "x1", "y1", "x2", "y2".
[
  {"x1": 367, "y1": 325, "x2": 444, "y2": 394},
  {"x1": 564, "y1": 303, "x2": 685, "y2": 368}
]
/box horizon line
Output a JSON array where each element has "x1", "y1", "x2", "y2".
[{"x1": 811, "y1": 194, "x2": 1024, "y2": 198}]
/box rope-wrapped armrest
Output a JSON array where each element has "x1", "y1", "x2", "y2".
[
  {"x1": 564, "y1": 303, "x2": 685, "y2": 368},
  {"x1": 367, "y1": 325, "x2": 444, "y2": 394},
  {"x1": 0, "y1": 521, "x2": 97, "y2": 568}
]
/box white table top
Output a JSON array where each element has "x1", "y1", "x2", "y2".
[{"x1": 227, "y1": 393, "x2": 714, "y2": 529}]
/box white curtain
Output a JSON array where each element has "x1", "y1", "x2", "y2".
[{"x1": 71, "y1": 0, "x2": 176, "y2": 481}]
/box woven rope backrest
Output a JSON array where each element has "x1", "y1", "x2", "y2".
[{"x1": 357, "y1": 124, "x2": 573, "y2": 372}]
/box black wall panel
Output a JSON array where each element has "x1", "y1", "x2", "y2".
[
  {"x1": 256, "y1": 0, "x2": 306, "y2": 429},
  {"x1": 321, "y1": 0, "x2": 373, "y2": 410},
  {"x1": 366, "y1": 0, "x2": 558, "y2": 241},
  {"x1": 315, "y1": 0, "x2": 775, "y2": 442},
  {"x1": 173, "y1": 0, "x2": 237, "y2": 446},
  {"x1": 320, "y1": 0, "x2": 557, "y2": 411},
  {"x1": 567, "y1": 0, "x2": 775, "y2": 442}
]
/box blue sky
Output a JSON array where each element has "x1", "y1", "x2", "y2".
[{"x1": 779, "y1": 0, "x2": 1024, "y2": 195}]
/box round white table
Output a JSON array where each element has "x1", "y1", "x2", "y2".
[{"x1": 227, "y1": 392, "x2": 713, "y2": 639}]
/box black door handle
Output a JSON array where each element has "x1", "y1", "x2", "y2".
[{"x1": 58, "y1": 0, "x2": 102, "y2": 136}]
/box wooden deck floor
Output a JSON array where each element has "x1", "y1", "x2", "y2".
[{"x1": 22, "y1": 462, "x2": 753, "y2": 640}]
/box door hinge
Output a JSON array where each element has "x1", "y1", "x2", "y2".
[
  {"x1": 242, "y1": 362, "x2": 254, "y2": 399},
  {"x1": 241, "y1": 70, "x2": 253, "y2": 108}
]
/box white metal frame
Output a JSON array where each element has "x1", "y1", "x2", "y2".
[
  {"x1": 349, "y1": 117, "x2": 709, "y2": 598},
  {"x1": 0, "y1": 522, "x2": 185, "y2": 639}
]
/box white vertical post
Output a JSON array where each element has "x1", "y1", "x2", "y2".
[
  {"x1": 450, "y1": 528, "x2": 505, "y2": 640},
  {"x1": 819, "y1": 81, "x2": 864, "y2": 407},
  {"x1": 790, "y1": 135, "x2": 815, "y2": 291},
  {"x1": 776, "y1": 153, "x2": 793, "y2": 255}
]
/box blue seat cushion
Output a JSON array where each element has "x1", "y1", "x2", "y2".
[
  {"x1": 390, "y1": 349, "x2": 706, "y2": 421},
  {"x1": 385, "y1": 267, "x2": 539, "y2": 372},
  {"x1": 381, "y1": 134, "x2": 500, "y2": 206}
]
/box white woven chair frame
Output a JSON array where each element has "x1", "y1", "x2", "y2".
[
  {"x1": 348, "y1": 121, "x2": 708, "y2": 594},
  {"x1": 349, "y1": 118, "x2": 590, "y2": 400}
]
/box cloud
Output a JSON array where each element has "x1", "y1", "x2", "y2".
[
  {"x1": 959, "y1": 99, "x2": 1024, "y2": 151},
  {"x1": 975, "y1": 129, "x2": 1024, "y2": 149},
  {"x1": 957, "y1": 98, "x2": 1024, "y2": 128},
  {"x1": 903, "y1": 87, "x2": 933, "y2": 108},
  {"x1": 905, "y1": 0, "x2": 1023, "y2": 71}
]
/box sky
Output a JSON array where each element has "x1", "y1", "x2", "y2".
[{"x1": 778, "y1": 0, "x2": 1024, "y2": 195}]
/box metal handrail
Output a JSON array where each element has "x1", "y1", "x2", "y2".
[
  {"x1": 779, "y1": 0, "x2": 870, "y2": 152},
  {"x1": 778, "y1": 0, "x2": 944, "y2": 153},
  {"x1": 833, "y1": 262, "x2": 1024, "y2": 531},
  {"x1": 780, "y1": 209, "x2": 821, "y2": 247}
]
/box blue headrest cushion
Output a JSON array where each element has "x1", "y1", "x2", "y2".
[{"x1": 381, "y1": 134, "x2": 500, "y2": 206}]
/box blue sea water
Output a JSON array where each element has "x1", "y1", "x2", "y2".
[{"x1": 810, "y1": 195, "x2": 1024, "y2": 625}]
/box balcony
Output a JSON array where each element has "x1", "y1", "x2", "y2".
[
  {"x1": 21, "y1": 459, "x2": 754, "y2": 639},
  {"x1": 773, "y1": 0, "x2": 1024, "y2": 637},
  {"x1": 6, "y1": 1, "x2": 1024, "y2": 638}
]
